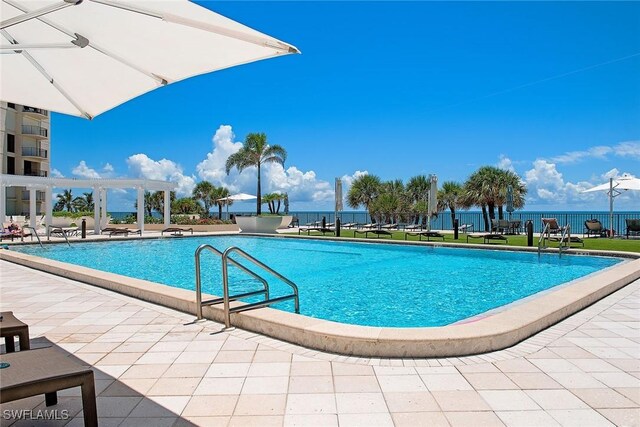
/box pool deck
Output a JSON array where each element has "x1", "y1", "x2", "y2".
[{"x1": 1, "y1": 261, "x2": 639, "y2": 426}]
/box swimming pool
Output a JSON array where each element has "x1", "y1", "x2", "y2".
[{"x1": 13, "y1": 236, "x2": 621, "y2": 327}]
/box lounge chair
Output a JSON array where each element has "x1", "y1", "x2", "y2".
[
  {"x1": 340, "y1": 222, "x2": 357, "y2": 229},
  {"x1": 289, "y1": 217, "x2": 300, "y2": 228},
  {"x1": 404, "y1": 231, "x2": 445, "y2": 241},
  {"x1": 626, "y1": 219, "x2": 640, "y2": 239},
  {"x1": 458, "y1": 223, "x2": 474, "y2": 233},
  {"x1": 0, "y1": 311, "x2": 30, "y2": 352},
  {"x1": 161, "y1": 227, "x2": 194, "y2": 236},
  {"x1": 0, "y1": 347, "x2": 98, "y2": 427},
  {"x1": 541, "y1": 218, "x2": 562, "y2": 235},
  {"x1": 353, "y1": 229, "x2": 392, "y2": 238},
  {"x1": 584, "y1": 219, "x2": 605, "y2": 238},
  {"x1": 380, "y1": 223, "x2": 398, "y2": 230},
  {"x1": 466, "y1": 233, "x2": 508, "y2": 244},
  {"x1": 548, "y1": 235, "x2": 584, "y2": 247},
  {"x1": 298, "y1": 227, "x2": 335, "y2": 236},
  {"x1": 102, "y1": 227, "x2": 141, "y2": 237},
  {"x1": 359, "y1": 223, "x2": 378, "y2": 230}
]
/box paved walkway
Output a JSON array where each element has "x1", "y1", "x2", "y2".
[{"x1": 0, "y1": 260, "x2": 638, "y2": 427}]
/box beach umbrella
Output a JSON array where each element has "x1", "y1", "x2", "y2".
[
  {"x1": 506, "y1": 185, "x2": 515, "y2": 219},
  {"x1": 0, "y1": 0, "x2": 299, "y2": 119},
  {"x1": 217, "y1": 193, "x2": 257, "y2": 219},
  {"x1": 583, "y1": 174, "x2": 640, "y2": 237},
  {"x1": 427, "y1": 174, "x2": 438, "y2": 231}
]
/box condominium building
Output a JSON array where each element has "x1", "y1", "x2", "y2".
[{"x1": 0, "y1": 101, "x2": 51, "y2": 216}]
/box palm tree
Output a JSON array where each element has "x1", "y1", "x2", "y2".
[
  {"x1": 171, "y1": 197, "x2": 202, "y2": 215},
  {"x1": 406, "y1": 175, "x2": 430, "y2": 225},
  {"x1": 347, "y1": 174, "x2": 382, "y2": 217},
  {"x1": 55, "y1": 189, "x2": 74, "y2": 212},
  {"x1": 72, "y1": 192, "x2": 94, "y2": 212},
  {"x1": 225, "y1": 133, "x2": 287, "y2": 215},
  {"x1": 211, "y1": 186, "x2": 231, "y2": 219},
  {"x1": 495, "y1": 169, "x2": 527, "y2": 219},
  {"x1": 437, "y1": 181, "x2": 463, "y2": 228},
  {"x1": 192, "y1": 181, "x2": 216, "y2": 217}
]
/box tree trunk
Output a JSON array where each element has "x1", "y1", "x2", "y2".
[
  {"x1": 488, "y1": 202, "x2": 495, "y2": 220},
  {"x1": 276, "y1": 200, "x2": 281, "y2": 214},
  {"x1": 450, "y1": 208, "x2": 455, "y2": 230},
  {"x1": 498, "y1": 205, "x2": 504, "y2": 220},
  {"x1": 256, "y1": 163, "x2": 262, "y2": 215},
  {"x1": 218, "y1": 203, "x2": 223, "y2": 219},
  {"x1": 482, "y1": 205, "x2": 489, "y2": 231}
]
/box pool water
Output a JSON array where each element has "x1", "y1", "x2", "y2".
[{"x1": 14, "y1": 236, "x2": 620, "y2": 327}]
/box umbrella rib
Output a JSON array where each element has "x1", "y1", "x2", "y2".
[
  {"x1": 1, "y1": 29, "x2": 92, "y2": 119},
  {"x1": 0, "y1": 0, "x2": 80, "y2": 30},
  {"x1": 3, "y1": 0, "x2": 169, "y2": 86},
  {"x1": 89, "y1": 0, "x2": 300, "y2": 54}
]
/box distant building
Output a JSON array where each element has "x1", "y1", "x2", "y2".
[{"x1": 0, "y1": 102, "x2": 51, "y2": 216}]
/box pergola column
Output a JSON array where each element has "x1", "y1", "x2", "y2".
[
  {"x1": 93, "y1": 186, "x2": 100, "y2": 234},
  {"x1": 29, "y1": 188, "x2": 37, "y2": 228},
  {"x1": 137, "y1": 186, "x2": 145, "y2": 234},
  {"x1": 0, "y1": 184, "x2": 6, "y2": 225},
  {"x1": 100, "y1": 188, "x2": 107, "y2": 229},
  {"x1": 45, "y1": 185, "x2": 53, "y2": 239},
  {"x1": 163, "y1": 190, "x2": 171, "y2": 228}
]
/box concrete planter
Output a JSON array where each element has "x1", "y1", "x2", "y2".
[
  {"x1": 235, "y1": 216, "x2": 283, "y2": 234},
  {"x1": 278, "y1": 215, "x2": 293, "y2": 229}
]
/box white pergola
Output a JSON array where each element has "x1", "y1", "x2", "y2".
[{"x1": 0, "y1": 174, "x2": 176, "y2": 234}]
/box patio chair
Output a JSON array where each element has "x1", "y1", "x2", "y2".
[
  {"x1": 549, "y1": 235, "x2": 584, "y2": 247},
  {"x1": 584, "y1": 219, "x2": 605, "y2": 238},
  {"x1": 541, "y1": 218, "x2": 562, "y2": 235},
  {"x1": 457, "y1": 223, "x2": 474, "y2": 233},
  {"x1": 404, "y1": 231, "x2": 445, "y2": 241},
  {"x1": 0, "y1": 347, "x2": 98, "y2": 427},
  {"x1": 298, "y1": 227, "x2": 335, "y2": 236},
  {"x1": 626, "y1": 219, "x2": 640, "y2": 239}
]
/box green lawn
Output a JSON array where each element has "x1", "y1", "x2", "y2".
[{"x1": 288, "y1": 229, "x2": 640, "y2": 253}]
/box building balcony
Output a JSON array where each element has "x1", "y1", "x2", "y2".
[
  {"x1": 21, "y1": 169, "x2": 48, "y2": 177},
  {"x1": 22, "y1": 106, "x2": 49, "y2": 118},
  {"x1": 21, "y1": 191, "x2": 46, "y2": 202},
  {"x1": 22, "y1": 147, "x2": 48, "y2": 159},
  {"x1": 21, "y1": 125, "x2": 48, "y2": 139}
]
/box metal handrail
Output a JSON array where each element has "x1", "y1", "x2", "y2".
[
  {"x1": 558, "y1": 224, "x2": 571, "y2": 256},
  {"x1": 47, "y1": 226, "x2": 72, "y2": 247},
  {"x1": 221, "y1": 246, "x2": 299, "y2": 329},
  {"x1": 21, "y1": 226, "x2": 43, "y2": 248},
  {"x1": 538, "y1": 222, "x2": 550, "y2": 255},
  {"x1": 195, "y1": 244, "x2": 270, "y2": 320}
]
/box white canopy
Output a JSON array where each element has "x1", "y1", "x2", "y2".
[
  {"x1": 0, "y1": 0, "x2": 299, "y2": 119},
  {"x1": 225, "y1": 193, "x2": 257, "y2": 202},
  {"x1": 582, "y1": 174, "x2": 640, "y2": 237}
]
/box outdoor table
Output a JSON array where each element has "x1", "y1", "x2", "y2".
[
  {"x1": 0, "y1": 347, "x2": 97, "y2": 427},
  {"x1": 0, "y1": 311, "x2": 30, "y2": 353}
]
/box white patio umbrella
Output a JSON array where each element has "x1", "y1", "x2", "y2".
[
  {"x1": 427, "y1": 174, "x2": 438, "y2": 231},
  {"x1": 216, "y1": 193, "x2": 257, "y2": 220},
  {"x1": 582, "y1": 174, "x2": 640, "y2": 237},
  {"x1": 0, "y1": 0, "x2": 299, "y2": 119}
]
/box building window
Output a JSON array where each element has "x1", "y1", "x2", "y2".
[
  {"x1": 8, "y1": 103, "x2": 15, "y2": 109},
  {"x1": 7, "y1": 156, "x2": 15, "y2": 174},
  {"x1": 7, "y1": 134, "x2": 15, "y2": 153}
]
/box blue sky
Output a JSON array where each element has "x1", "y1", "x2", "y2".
[{"x1": 50, "y1": 1, "x2": 640, "y2": 211}]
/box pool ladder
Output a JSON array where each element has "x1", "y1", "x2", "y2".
[
  {"x1": 194, "y1": 245, "x2": 300, "y2": 330},
  {"x1": 538, "y1": 223, "x2": 571, "y2": 257}
]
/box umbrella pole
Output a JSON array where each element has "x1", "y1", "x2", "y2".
[{"x1": 609, "y1": 178, "x2": 614, "y2": 239}]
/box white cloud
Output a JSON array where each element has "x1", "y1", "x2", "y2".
[
  {"x1": 549, "y1": 146, "x2": 612, "y2": 164},
  {"x1": 103, "y1": 163, "x2": 114, "y2": 173},
  {"x1": 497, "y1": 155, "x2": 515, "y2": 172},
  {"x1": 126, "y1": 154, "x2": 196, "y2": 196},
  {"x1": 194, "y1": 125, "x2": 350, "y2": 206},
  {"x1": 72, "y1": 160, "x2": 101, "y2": 179},
  {"x1": 613, "y1": 141, "x2": 640, "y2": 159},
  {"x1": 50, "y1": 168, "x2": 64, "y2": 178}
]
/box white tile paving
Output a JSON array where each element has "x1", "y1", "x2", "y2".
[{"x1": 0, "y1": 260, "x2": 639, "y2": 426}]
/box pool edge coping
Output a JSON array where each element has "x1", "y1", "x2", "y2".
[{"x1": 1, "y1": 239, "x2": 639, "y2": 358}]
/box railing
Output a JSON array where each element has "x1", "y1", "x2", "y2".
[
  {"x1": 22, "y1": 106, "x2": 48, "y2": 116},
  {"x1": 21, "y1": 226, "x2": 43, "y2": 248},
  {"x1": 21, "y1": 170, "x2": 48, "y2": 177},
  {"x1": 21, "y1": 125, "x2": 48, "y2": 138},
  {"x1": 538, "y1": 222, "x2": 550, "y2": 256},
  {"x1": 195, "y1": 244, "x2": 300, "y2": 330},
  {"x1": 21, "y1": 147, "x2": 48, "y2": 158},
  {"x1": 558, "y1": 225, "x2": 571, "y2": 255}
]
